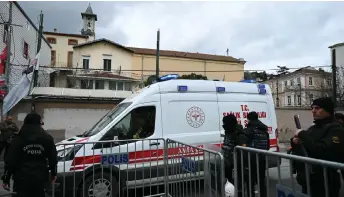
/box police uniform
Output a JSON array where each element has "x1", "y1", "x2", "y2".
[
  {"x1": 244, "y1": 112, "x2": 270, "y2": 197},
  {"x1": 292, "y1": 97, "x2": 344, "y2": 197},
  {"x1": 3, "y1": 113, "x2": 57, "y2": 197}
]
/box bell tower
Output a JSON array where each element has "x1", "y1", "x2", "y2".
[{"x1": 81, "y1": 3, "x2": 97, "y2": 41}]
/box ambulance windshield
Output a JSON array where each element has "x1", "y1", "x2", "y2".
[{"x1": 82, "y1": 102, "x2": 132, "y2": 137}]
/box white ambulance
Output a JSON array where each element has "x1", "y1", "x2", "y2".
[{"x1": 51, "y1": 79, "x2": 280, "y2": 197}]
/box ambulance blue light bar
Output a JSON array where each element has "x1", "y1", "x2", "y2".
[
  {"x1": 258, "y1": 88, "x2": 267, "y2": 94},
  {"x1": 257, "y1": 84, "x2": 265, "y2": 89},
  {"x1": 240, "y1": 79, "x2": 256, "y2": 83},
  {"x1": 216, "y1": 87, "x2": 226, "y2": 92},
  {"x1": 159, "y1": 74, "x2": 179, "y2": 82},
  {"x1": 178, "y1": 85, "x2": 188, "y2": 92}
]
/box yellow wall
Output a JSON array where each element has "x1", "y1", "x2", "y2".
[
  {"x1": 43, "y1": 33, "x2": 88, "y2": 67},
  {"x1": 132, "y1": 54, "x2": 244, "y2": 81},
  {"x1": 73, "y1": 42, "x2": 133, "y2": 73}
]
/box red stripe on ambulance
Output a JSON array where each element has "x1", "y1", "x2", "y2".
[{"x1": 70, "y1": 140, "x2": 276, "y2": 171}]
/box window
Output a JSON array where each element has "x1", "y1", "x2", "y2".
[
  {"x1": 102, "y1": 106, "x2": 156, "y2": 144},
  {"x1": 26, "y1": 21, "x2": 30, "y2": 30},
  {"x1": 68, "y1": 39, "x2": 78, "y2": 46},
  {"x1": 297, "y1": 95, "x2": 301, "y2": 105},
  {"x1": 309, "y1": 94, "x2": 314, "y2": 104},
  {"x1": 124, "y1": 82, "x2": 132, "y2": 91},
  {"x1": 297, "y1": 77, "x2": 301, "y2": 85},
  {"x1": 309, "y1": 77, "x2": 313, "y2": 86},
  {"x1": 284, "y1": 81, "x2": 287, "y2": 87},
  {"x1": 103, "y1": 59, "x2": 111, "y2": 71},
  {"x1": 23, "y1": 42, "x2": 29, "y2": 59},
  {"x1": 82, "y1": 56, "x2": 90, "y2": 69},
  {"x1": 95, "y1": 80, "x2": 104, "y2": 89},
  {"x1": 294, "y1": 95, "x2": 296, "y2": 106},
  {"x1": 117, "y1": 82, "x2": 124, "y2": 90},
  {"x1": 109, "y1": 81, "x2": 117, "y2": 90},
  {"x1": 83, "y1": 102, "x2": 132, "y2": 137},
  {"x1": 51, "y1": 50, "x2": 56, "y2": 66},
  {"x1": 47, "y1": 37, "x2": 56, "y2": 44},
  {"x1": 290, "y1": 80, "x2": 294, "y2": 86},
  {"x1": 287, "y1": 96, "x2": 291, "y2": 106},
  {"x1": 67, "y1": 51, "x2": 73, "y2": 68},
  {"x1": 80, "y1": 79, "x2": 93, "y2": 89},
  {"x1": 327, "y1": 79, "x2": 332, "y2": 87}
]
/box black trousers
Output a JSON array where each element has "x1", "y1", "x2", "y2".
[
  {"x1": 13, "y1": 180, "x2": 46, "y2": 197},
  {"x1": 301, "y1": 171, "x2": 340, "y2": 197},
  {"x1": 0, "y1": 141, "x2": 10, "y2": 159}
]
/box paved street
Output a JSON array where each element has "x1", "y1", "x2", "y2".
[{"x1": 0, "y1": 157, "x2": 343, "y2": 197}]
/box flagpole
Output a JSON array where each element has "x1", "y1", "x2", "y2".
[{"x1": 31, "y1": 11, "x2": 43, "y2": 112}]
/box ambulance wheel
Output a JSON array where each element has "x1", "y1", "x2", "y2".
[{"x1": 81, "y1": 172, "x2": 120, "y2": 197}]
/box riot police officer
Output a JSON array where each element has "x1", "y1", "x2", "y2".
[{"x1": 2, "y1": 113, "x2": 57, "y2": 197}]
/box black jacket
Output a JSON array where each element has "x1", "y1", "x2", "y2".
[
  {"x1": 244, "y1": 120, "x2": 270, "y2": 150},
  {"x1": 222, "y1": 124, "x2": 247, "y2": 166},
  {"x1": 292, "y1": 117, "x2": 344, "y2": 184},
  {"x1": 3, "y1": 124, "x2": 57, "y2": 184}
]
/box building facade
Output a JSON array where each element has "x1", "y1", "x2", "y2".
[
  {"x1": 0, "y1": 1, "x2": 51, "y2": 91},
  {"x1": 37, "y1": 3, "x2": 245, "y2": 99},
  {"x1": 266, "y1": 67, "x2": 332, "y2": 108},
  {"x1": 329, "y1": 42, "x2": 344, "y2": 104}
]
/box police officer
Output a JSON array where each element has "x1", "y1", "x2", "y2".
[
  {"x1": 2, "y1": 112, "x2": 57, "y2": 197},
  {"x1": 244, "y1": 111, "x2": 270, "y2": 197},
  {"x1": 222, "y1": 114, "x2": 247, "y2": 196},
  {"x1": 292, "y1": 97, "x2": 344, "y2": 197}
]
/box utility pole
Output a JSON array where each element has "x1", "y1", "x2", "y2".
[
  {"x1": 33, "y1": 11, "x2": 43, "y2": 87},
  {"x1": 4, "y1": 2, "x2": 12, "y2": 91},
  {"x1": 155, "y1": 29, "x2": 160, "y2": 79},
  {"x1": 332, "y1": 51, "x2": 337, "y2": 108},
  {"x1": 31, "y1": 11, "x2": 43, "y2": 112},
  {"x1": 276, "y1": 80, "x2": 279, "y2": 107}
]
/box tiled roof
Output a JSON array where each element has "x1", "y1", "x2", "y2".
[
  {"x1": 76, "y1": 72, "x2": 136, "y2": 80},
  {"x1": 72, "y1": 38, "x2": 245, "y2": 63},
  {"x1": 128, "y1": 47, "x2": 245, "y2": 63},
  {"x1": 44, "y1": 31, "x2": 89, "y2": 39},
  {"x1": 73, "y1": 38, "x2": 134, "y2": 52},
  {"x1": 329, "y1": 42, "x2": 344, "y2": 48}
]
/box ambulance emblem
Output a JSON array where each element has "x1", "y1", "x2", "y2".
[{"x1": 186, "y1": 106, "x2": 205, "y2": 128}]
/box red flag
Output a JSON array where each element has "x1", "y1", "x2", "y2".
[{"x1": 0, "y1": 46, "x2": 7, "y2": 75}]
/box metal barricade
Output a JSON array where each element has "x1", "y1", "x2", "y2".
[
  {"x1": 48, "y1": 138, "x2": 168, "y2": 197},
  {"x1": 233, "y1": 146, "x2": 344, "y2": 197},
  {"x1": 164, "y1": 139, "x2": 225, "y2": 197}
]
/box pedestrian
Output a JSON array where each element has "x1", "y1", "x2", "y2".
[
  {"x1": 335, "y1": 112, "x2": 344, "y2": 126},
  {"x1": 292, "y1": 97, "x2": 344, "y2": 197},
  {"x1": 221, "y1": 114, "x2": 247, "y2": 196},
  {"x1": 0, "y1": 116, "x2": 19, "y2": 159},
  {"x1": 2, "y1": 112, "x2": 58, "y2": 197},
  {"x1": 244, "y1": 111, "x2": 270, "y2": 197}
]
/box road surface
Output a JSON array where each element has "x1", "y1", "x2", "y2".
[{"x1": 0, "y1": 159, "x2": 343, "y2": 197}]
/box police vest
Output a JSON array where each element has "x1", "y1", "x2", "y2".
[{"x1": 249, "y1": 127, "x2": 269, "y2": 150}]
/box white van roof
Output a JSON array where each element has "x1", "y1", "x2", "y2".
[{"x1": 123, "y1": 80, "x2": 271, "y2": 103}]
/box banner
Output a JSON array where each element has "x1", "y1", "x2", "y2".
[
  {"x1": 2, "y1": 75, "x2": 30, "y2": 115},
  {"x1": 2, "y1": 51, "x2": 40, "y2": 115}
]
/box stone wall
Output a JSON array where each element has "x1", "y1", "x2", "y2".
[
  {"x1": 6, "y1": 100, "x2": 116, "y2": 142},
  {"x1": 276, "y1": 107, "x2": 344, "y2": 142}
]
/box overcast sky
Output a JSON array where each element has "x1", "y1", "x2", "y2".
[{"x1": 19, "y1": 1, "x2": 344, "y2": 73}]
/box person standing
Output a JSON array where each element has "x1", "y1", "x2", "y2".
[
  {"x1": 222, "y1": 114, "x2": 247, "y2": 196},
  {"x1": 244, "y1": 111, "x2": 270, "y2": 197},
  {"x1": 2, "y1": 112, "x2": 57, "y2": 197},
  {"x1": 292, "y1": 97, "x2": 344, "y2": 197},
  {"x1": 0, "y1": 116, "x2": 18, "y2": 159}
]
